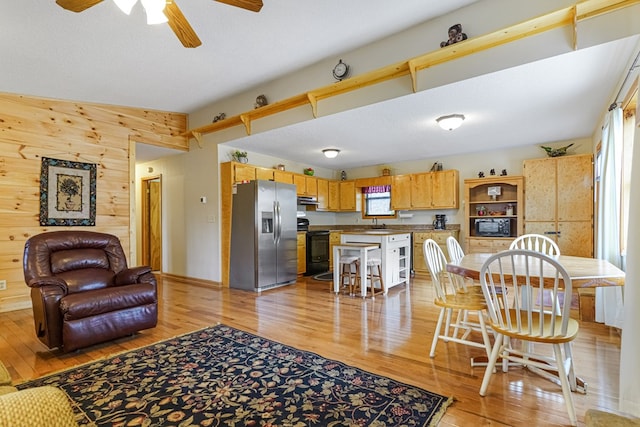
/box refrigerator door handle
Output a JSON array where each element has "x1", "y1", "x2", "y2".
[
  {"x1": 276, "y1": 201, "x2": 282, "y2": 244},
  {"x1": 273, "y1": 201, "x2": 280, "y2": 245}
]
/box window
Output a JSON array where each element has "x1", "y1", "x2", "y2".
[{"x1": 362, "y1": 185, "x2": 396, "y2": 218}]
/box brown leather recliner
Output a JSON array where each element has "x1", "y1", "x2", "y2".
[{"x1": 23, "y1": 231, "x2": 158, "y2": 352}]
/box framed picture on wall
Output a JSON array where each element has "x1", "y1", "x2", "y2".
[{"x1": 39, "y1": 157, "x2": 97, "y2": 226}]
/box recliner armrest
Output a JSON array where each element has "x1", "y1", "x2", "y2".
[
  {"x1": 114, "y1": 266, "x2": 153, "y2": 286},
  {"x1": 26, "y1": 276, "x2": 68, "y2": 293}
]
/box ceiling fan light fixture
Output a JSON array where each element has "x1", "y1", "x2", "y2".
[
  {"x1": 113, "y1": 0, "x2": 138, "y2": 14},
  {"x1": 322, "y1": 148, "x2": 340, "y2": 159},
  {"x1": 141, "y1": 0, "x2": 168, "y2": 24},
  {"x1": 436, "y1": 114, "x2": 465, "y2": 131}
]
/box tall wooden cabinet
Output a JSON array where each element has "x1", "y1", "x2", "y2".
[
  {"x1": 523, "y1": 154, "x2": 593, "y2": 257},
  {"x1": 464, "y1": 176, "x2": 524, "y2": 253}
]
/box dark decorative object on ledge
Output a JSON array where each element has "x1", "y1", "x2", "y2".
[
  {"x1": 39, "y1": 157, "x2": 96, "y2": 226},
  {"x1": 254, "y1": 94, "x2": 268, "y2": 109},
  {"x1": 212, "y1": 112, "x2": 226, "y2": 123},
  {"x1": 500, "y1": 169, "x2": 508, "y2": 176},
  {"x1": 478, "y1": 171, "x2": 485, "y2": 178},
  {"x1": 490, "y1": 168, "x2": 496, "y2": 175},
  {"x1": 440, "y1": 23, "x2": 467, "y2": 48},
  {"x1": 541, "y1": 143, "x2": 574, "y2": 157}
]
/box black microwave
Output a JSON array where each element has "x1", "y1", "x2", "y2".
[{"x1": 475, "y1": 218, "x2": 512, "y2": 237}]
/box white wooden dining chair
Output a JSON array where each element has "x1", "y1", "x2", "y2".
[
  {"x1": 510, "y1": 234, "x2": 560, "y2": 256},
  {"x1": 423, "y1": 239, "x2": 492, "y2": 365},
  {"x1": 446, "y1": 235, "x2": 481, "y2": 294},
  {"x1": 510, "y1": 234, "x2": 561, "y2": 312},
  {"x1": 478, "y1": 249, "x2": 580, "y2": 426}
]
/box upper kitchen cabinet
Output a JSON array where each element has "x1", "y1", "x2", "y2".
[
  {"x1": 339, "y1": 180, "x2": 358, "y2": 211},
  {"x1": 523, "y1": 154, "x2": 593, "y2": 257},
  {"x1": 391, "y1": 170, "x2": 459, "y2": 210},
  {"x1": 316, "y1": 179, "x2": 329, "y2": 210},
  {"x1": 273, "y1": 170, "x2": 294, "y2": 184},
  {"x1": 328, "y1": 181, "x2": 340, "y2": 211},
  {"x1": 230, "y1": 162, "x2": 255, "y2": 183},
  {"x1": 293, "y1": 174, "x2": 318, "y2": 197},
  {"x1": 322, "y1": 180, "x2": 357, "y2": 212},
  {"x1": 255, "y1": 167, "x2": 274, "y2": 181}
]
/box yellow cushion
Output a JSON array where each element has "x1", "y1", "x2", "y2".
[
  {"x1": 0, "y1": 386, "x2": 78, "y2": 427},
  {"x1": 0, "y1": 363, "x2": 10, "y2": 387},
  {"x1": 585, "y1": 409, "x2": 640, "y2": 427}
]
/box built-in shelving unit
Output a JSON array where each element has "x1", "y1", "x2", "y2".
[{"x1": 464, "y1": 176, "x2": 524, "y2": 253}]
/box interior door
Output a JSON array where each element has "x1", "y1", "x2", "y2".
[{"x1": 142, "y1": 176, "x2": 162, "y2": 271}]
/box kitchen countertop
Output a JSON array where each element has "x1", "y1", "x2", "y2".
[
  {"x1": 340, "y1": 229, "x2": 411, "y2": 236},
  {"x1": 308, "y1": 224, "x2": 460, "y2": 233}
]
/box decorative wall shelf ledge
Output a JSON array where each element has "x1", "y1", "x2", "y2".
[{"x1": 184, "y1": 0, "x2": 639, "y2": 147}]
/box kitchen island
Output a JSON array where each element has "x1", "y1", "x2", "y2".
[{"x1": 338, "y1": 230, "x2": 411, "y2": 296}]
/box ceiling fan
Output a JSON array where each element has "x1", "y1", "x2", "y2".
[{"x1": 55, "y1": 0, "x2": 263, "y2": 48}]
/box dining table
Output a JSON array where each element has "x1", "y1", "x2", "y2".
[
  {"x1": 446, "y1": 252, "x2": 625, "y2": 394},
  {"x1": 447, "y1": 253, "x2": 625, "y2": 289}
]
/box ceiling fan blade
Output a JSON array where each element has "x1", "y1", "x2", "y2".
[
  {"x1": 56, "y1": 0, "x2": 104, "y2": 12},
  {"x1": 215, "y1": 0, "x2": 263, "y2": 13},
  {"x1": 164, "y1": 1, "x2": 202, "y2": 48}
]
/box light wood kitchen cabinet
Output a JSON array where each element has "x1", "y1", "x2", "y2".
[
  {"x1": 413, "y1": 230, "x2": 460, "y2": 275},
  {"x1": 354, "y1": 176, "x2": 392, "y2": 187},
  {"x1": 329, "y1": 231, "x2": 341, "y2": 266},
  {"x1": 255, "y1": 167, "x2": 274, "y2": 181},
  {"x1": 273, "y1": 170, "x2": 294, "y2": 184},
  {"x1": 523, "y1": 154, "x2": 593, "y2": 257},
  {"x1": 328, "y1": 181, "x2": 340, "y2": 211},
  {"x1": 339, "y1": 180, "x2": 358, "y2": 211},
  {"x1": 232, "y1": 162, "x2": 255, "y2": 183},
  {"x1": 293, "y1": 174, "x2": 318, "y2": 197},
  {"x1": 316, "y1": 178, "x2": 329, "y2": 210},
  {"x1": 431, "y1": 169, "x2": 459, "y2": 208},
  {"x1": 297, "y1": 232, "x2": 306, "y2": 275},
  {"x1": 464, "y1": 175, "x2": 523, "y2": 253},
  {"x1": 467, "y1": 237, "x2": 513, "y2": 253},
  {"x1": 303, "y1": 176, "x2": 318, "y2": 196},
  {"x1": 391, "y1": 174, "x2": 412, "y2": 209},
  {"x1": 391, "y1": 169, "x2": 459, "y2": 210}
]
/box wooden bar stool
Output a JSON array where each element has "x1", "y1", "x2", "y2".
[
  {"x1": 336, "y1": 255, "x2": 360, "y2": 293},
  {"x1": 352, "y1": 258, "x2": 384, "y2": 297}
]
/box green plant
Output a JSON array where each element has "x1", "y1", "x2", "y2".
[{"x1": 231, "y1": 150, "x2": 247, "y2": 161}]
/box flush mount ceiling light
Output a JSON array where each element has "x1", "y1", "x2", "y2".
[
  {"x1": 436, "y1": 114, "x2": 465, "y2": 131},
  {"x1": 117, "y1": 0, "x2": 167, "y2": 24},
  {"x1": 113, "y1": 0, "x2": 137, "y2": 14},
  {"x1": 322, "y1": 148, "x2": 340, "y2": 159},
  {"x1": 140, "y1": 0, "x2": 168, "y2": 24}
]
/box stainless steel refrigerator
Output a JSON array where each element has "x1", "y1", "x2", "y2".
[{"x1": 229, "y1": 180, "x2": 297, "y2": 291}]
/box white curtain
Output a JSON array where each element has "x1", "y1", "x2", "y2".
[
  {"x1": 595, "y1": 107, "x2": 624, "y2": 328},
  {"x1": 619, "y1": 96, "x2": 639, "y2": 417}
]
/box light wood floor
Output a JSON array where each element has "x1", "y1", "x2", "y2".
[{"x1": 0, "y1": 274, "x2": 623, "y2": 426}]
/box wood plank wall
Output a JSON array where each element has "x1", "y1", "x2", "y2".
[{"x1": 0, "y1": 92, "x2": 188, "y2": 312}]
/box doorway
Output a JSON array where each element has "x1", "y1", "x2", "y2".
[{"x1": 141, "y1": 175, "x2": 162, "y2": 271}]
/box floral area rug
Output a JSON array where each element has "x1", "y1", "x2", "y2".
[{"x1": 18, "y1": 324, "x2": 452, "y2": 426}]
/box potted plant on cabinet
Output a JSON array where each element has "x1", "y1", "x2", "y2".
[{"x1": 231, "y1": 150, "x2": 248, "y2": 163}]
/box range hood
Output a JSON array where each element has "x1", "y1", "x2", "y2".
[{"x1": 297, "y1": 196, "x2": 318, "y2": 205}]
